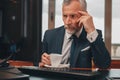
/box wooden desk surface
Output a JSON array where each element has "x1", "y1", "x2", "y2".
[
  {"x1": 8, "y1": 60, "x2": 33, "y2": 66},
  {"x1": 8, "y1": 60, "x2": 120, "y2": 69}
]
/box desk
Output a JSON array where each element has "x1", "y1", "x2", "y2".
[
  {"x1": 0, "y1": 60, "x2": 32, "y2": 80},
  {"x1": 0, "y1": 67, "x2": 29, "y2": 80},
  {"x1": 8, "y1": 60, "x2": 33, "y2": 66},
  {"x1": 8, "y1": 60, "x2": 120, "y2": 80}
]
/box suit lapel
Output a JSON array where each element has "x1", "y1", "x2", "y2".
[
  {"x1": 71, "y1": 28, "x2": 89, "y2": 67},
  {"x1": 72, "y1": 43, "x2": 82, "y2": 67},
  {"x1": 56, "y1": 26, "x2": 65, "y2": 54}
]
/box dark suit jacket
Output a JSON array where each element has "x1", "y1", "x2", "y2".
[{"x1": 42, "y1": 26, "x2": 111, "y2": 68}]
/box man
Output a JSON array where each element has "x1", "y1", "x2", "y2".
[{"x1": 39, "y1": 0, "x2": 111, "y2": 68}]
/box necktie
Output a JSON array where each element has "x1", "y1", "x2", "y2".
[{"x1": 70, "y1": 35, "x2": 78, "y2": 67}]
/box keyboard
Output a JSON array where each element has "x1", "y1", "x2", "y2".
[{"x1": 18, "y1": 66, "x2": 101, "y2": 80}]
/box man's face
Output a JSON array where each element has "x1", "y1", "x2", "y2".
[{"x1": 62, "y1": 1, "x2": 82, "y2": 34}]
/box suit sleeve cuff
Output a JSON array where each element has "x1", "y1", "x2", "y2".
[{"x1": 87, "y1": 30, "x2": 98, "y2": 43}]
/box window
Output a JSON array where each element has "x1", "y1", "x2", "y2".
[
  {"x1": 112, "y1": 0, "x2": 120, "y2": 59},
  {"x1": 42, "y1": 0, "x2": 49, "y2": 40},
  {"x1": 86, "y1": 0, "x2": 105, "y2": 37},
  {"x1": 55, "y1": 0, "x2": 63, "y2": 28}
]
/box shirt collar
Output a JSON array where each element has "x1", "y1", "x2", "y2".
[{"x1": 65, "y1": 31, "x2": 72, "y2": 39}]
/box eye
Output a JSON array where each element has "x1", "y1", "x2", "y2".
[
  {"x1": 71, "y1": 15, "x2": 75, "y2": 19},
  {"x1": 63, "y1": 15, "x2": 67, "y2": 18}
]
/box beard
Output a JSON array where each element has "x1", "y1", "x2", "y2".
[{"x1": 64, "y1": 25, "x2": 77, "y2": 35}]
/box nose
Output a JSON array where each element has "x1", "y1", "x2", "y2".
[{"x1": 65, "y1": 17, "x2": 72, "y2": 25}]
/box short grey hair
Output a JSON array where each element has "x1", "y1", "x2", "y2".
[{"x1": 62, "y1": 0, "x2": 87, "y2": 11}]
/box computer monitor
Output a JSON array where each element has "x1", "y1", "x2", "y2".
[{"x1": 0, "y1": 10, "x2": 2, "y2": 37}]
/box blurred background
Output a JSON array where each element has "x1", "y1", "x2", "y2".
[{"x1": 0, "y1": 0, "x2": 120, "y2": 67}]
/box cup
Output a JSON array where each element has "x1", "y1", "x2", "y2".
[{"x1": 50, "y1": 53, "x2": 62, "y2": 67}]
